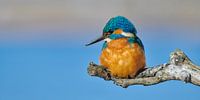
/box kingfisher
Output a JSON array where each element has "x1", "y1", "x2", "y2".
[{"x1": 86, "y1": 16, "x2": 146, "y2": 78}]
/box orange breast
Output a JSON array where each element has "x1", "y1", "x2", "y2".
[{"x1": 100, "y1": 38, "x2": 146, "y2": 78}]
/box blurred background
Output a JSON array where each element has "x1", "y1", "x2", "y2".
[{"x1": 0, "y1": 0, "x2": 200, "y2": 100}]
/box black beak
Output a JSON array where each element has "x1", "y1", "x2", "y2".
[{"x1": 85, "y1": 36, "x2": 105, "y2": 46}]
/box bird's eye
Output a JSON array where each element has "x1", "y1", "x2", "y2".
[{"x1": 108, "y1": 30, "x2": 113, "y2": 33}]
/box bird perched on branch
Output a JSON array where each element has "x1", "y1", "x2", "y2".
[{"x1": 86, "y1": 16, "x2": 146, "y2": 78}]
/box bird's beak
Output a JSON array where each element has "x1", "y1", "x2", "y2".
[{"x1": 85, "y1": 36, "x2": 105, "y2": 46}]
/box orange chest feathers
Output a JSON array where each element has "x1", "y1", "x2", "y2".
[{"x1": 99, "y1": 38, "x2": 146, "y2": 78}]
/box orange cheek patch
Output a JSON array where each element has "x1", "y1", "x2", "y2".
[{"x1": 113, "y1": 29, "x2": 123, "y2": 34}]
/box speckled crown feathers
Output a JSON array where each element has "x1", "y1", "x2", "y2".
[{"x1": 103, "y1": 16, "x2": 137, "y2": 34}]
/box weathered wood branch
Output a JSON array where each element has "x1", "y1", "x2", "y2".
[{"x1": 87, "y1": 49, "x2": 200, "y2": 88}]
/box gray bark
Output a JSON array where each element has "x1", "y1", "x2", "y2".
[{"x1": 87, "y1": 49, "x2": 200, "y2": 88}]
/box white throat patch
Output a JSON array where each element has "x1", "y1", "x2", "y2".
[{"x1": 104, "y1": 38, "x2": 112, "y2": 42}]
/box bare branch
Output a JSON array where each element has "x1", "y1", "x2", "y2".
[{"x1": 87, "y1": 49, "x2": 200, "y2": 88}]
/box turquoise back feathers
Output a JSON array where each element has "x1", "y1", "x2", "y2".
[{"x1": 103, "y1": 16, "x2": 137, "y2": 34}]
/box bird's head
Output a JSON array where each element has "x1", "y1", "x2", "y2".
[{"x1": 86, "y1": 16, "x2": 137, "y2": 46}]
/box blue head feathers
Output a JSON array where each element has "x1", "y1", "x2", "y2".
[
  {"x1": 103, "y1": 16, "x2": 137, "y2": 34},
  {"x1": 85, "y1": 16, "x2": 138, "y2": 47}
]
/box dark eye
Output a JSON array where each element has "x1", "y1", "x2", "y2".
[{"x1": 108, "y1": 30, "x2": 113, "y2": 33}]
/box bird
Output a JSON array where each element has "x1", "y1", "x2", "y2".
[{"x1": 86, "y1": 16, "x2": 146, "y2": 78}]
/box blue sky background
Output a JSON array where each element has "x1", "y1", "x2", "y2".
[{"x1": 0, "y1": 0, "x2": 200, "y2": 100}]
